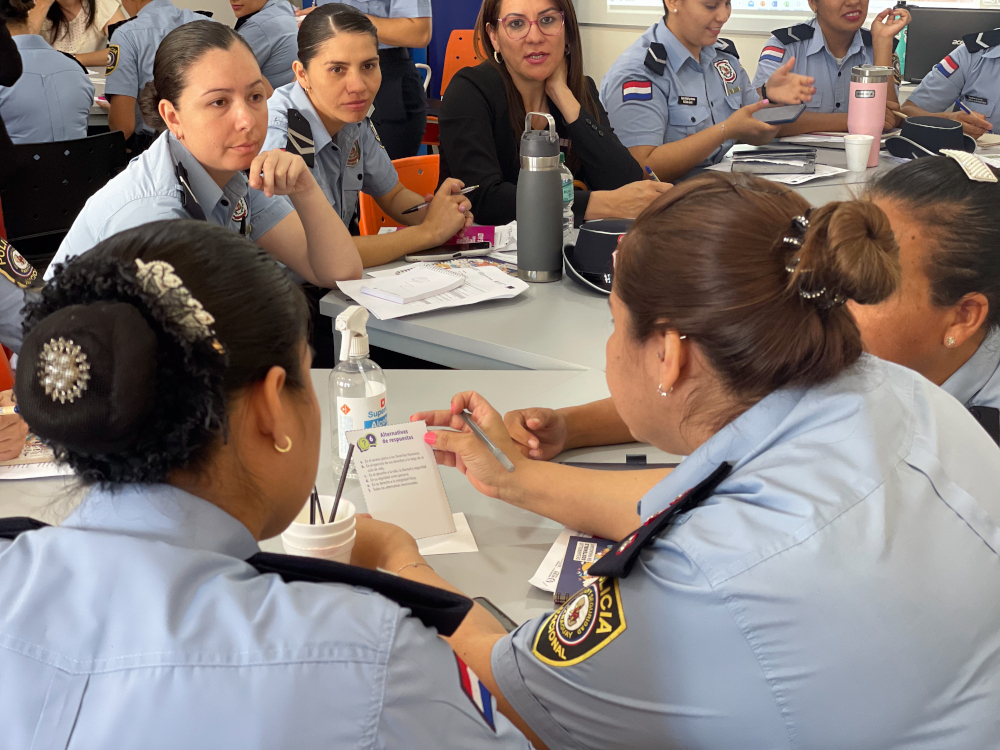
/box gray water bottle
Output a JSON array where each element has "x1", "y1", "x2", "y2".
[{"x1": 516, "y1": 112, "x2": 563, "y2": 282}]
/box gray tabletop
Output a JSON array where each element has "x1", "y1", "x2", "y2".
[
  {"x1": 0, "y1": 368, "x2": 679, "y2": 626},
  {"x1": 320, "y1": 150, "x2": 899, "y2": 370}
]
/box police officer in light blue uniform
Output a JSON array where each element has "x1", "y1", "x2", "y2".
[
  {"x1": 232, "y1": 0, "x2": 298, "y2": 89},
  {"x1": 45, "y1": 131, "x2": 293, "y2": 279},
  {"x1": 314, "y1": 0, "x2": 431, "y2": 159},
  {"x1": 903, "y1": 29, "x2": 1000, "y2": 137},
  {"x1": 751, "y1": 5, "x2": 906, "y2": 130},
  {"x1": 598, "y1": 1, "x2": 812, "y2": 182},
  {"x1": 0, "y1": 0, "x2": 93, "y2": 143},
  {"x1": 105, "y1": 0, "x2": 204, "y2": 151},
  {"x1": 265, "y1": 82, "x2": 397, "y2": 226},
  {"x1": 414, "y1": 173, "x2": 1000, "y2": 749},
  {"x1": 0, "y1": 221, "x2": 531, "y2": 749}
]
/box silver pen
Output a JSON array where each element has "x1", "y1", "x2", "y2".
[
  {"x1": 460, "y1": 411, "x2": 515, "y2": 473},
  {"x1": 402, "y1": 185, "x2": 479, "y2": 215}
]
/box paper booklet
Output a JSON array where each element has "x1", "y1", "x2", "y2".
[
  {"x1": 339, "y1": 264, "x2": 528, "y2": 320},
  {"x1": 0, "y1": 435, "x2": 74, "y2": 480},
  {"x1": 360, "y1": 266, "x2": 464, "y2": 304}
]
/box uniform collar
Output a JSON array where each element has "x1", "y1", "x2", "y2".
[
  {"x1": 62, "y1": 483, "x2": 261, "y2": 559},
  {"x1": 942, "y1": 327, "x2": 1000, "y2": 406},
  {"x1": 289, "y1": 82, "x2": 335, "y2": 154},
  {"x1": 166, "y1": 132, "x2": 248, "y2": 216},
  {"x1": 808, "y1": 20, "x2": 865, "y2": 60},
  {"x1": 985, "y1": 44, "x2": 1000, "y2": 59},
  {"x1": 11, "y1": 34, "x2": 52, "y2": 51},
  {"x1": 655, "y1": 20, "x2": 704, "y2": 73},
  {"x1": 138, "y1": 0, "x2": 174, "y2": 16}
]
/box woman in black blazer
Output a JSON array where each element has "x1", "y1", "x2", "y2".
[{"x1": 439, "y1": 0, "x2": 669, "y2": 227}]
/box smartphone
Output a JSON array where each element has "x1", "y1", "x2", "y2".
[
  {"x1": 753, "y1": 103, "x2": 807, "y2": 125},
  {"x1": 473, "y1": 597, "x2": 519, "y2": 633},
  {"x1": 403, "y1": 242, "x2": 492, "y2": 263}
]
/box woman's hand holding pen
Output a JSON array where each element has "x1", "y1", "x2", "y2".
[
  {"x1": 948, "y1": 109, "x2": 993, "y2": 139},
  {"x1": 411, "y1": 392, "x2": 524, "y2": 501},
  {"x1": 415, "y1": 178, "x2": 474, "y2": 246}
]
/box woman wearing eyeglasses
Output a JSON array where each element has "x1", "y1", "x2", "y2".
[{"x1": 438, "y1": 0, "x2": 671, "y2": 227}]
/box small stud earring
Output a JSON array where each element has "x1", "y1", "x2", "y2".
[
  {"x1": 657, "y1": 383, "x2": 672, "y2": 397},
  {"x1": 946, "y1": 336, "x2": 957, "y2": 348}
]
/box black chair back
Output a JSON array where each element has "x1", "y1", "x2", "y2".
[{"x1": 0, "y1": 131, "x2": 127, "y2": 268}]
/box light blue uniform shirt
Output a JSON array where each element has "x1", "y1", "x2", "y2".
[
  {"x1": 907, "y1": 37, "x2": 1000, "y2": 131},
  {"x1": 599, "y1": 19, "x2": 757, "y2": 166},
  {"x1": 751, "y1": 20, "x2": 899, "y2": 115},
  {"x1": 492, "y1": 355, "x2": 1000, "y2": 749},
  {"x1": 105, "y1": 0, "x2": 204, "y2": 136},
  {"x1": 943, "y1": 325, "x2": 1000, "y2": 409},
  {"x1": 236, "y1": 0, "x2": 298, "y2": 89},
  {"x1": 265, "y1": 81, "x2": 398, "y2": 223},
  {"x1": 0, "y1": 484, "x2": 531, "y2": 749},
  {"x1": 46, "y1": 131, "x2": 292, "y2": 280},
  {"x1": 0, "y1": 35, "x2": 93, "y2": 144},
  {"x1": 315, "y1": 0, "x2": 431, "y2": 50}
]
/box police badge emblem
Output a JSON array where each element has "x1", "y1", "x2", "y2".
[
  {"x1": 106, "y1": 44, "x2": 120, "y2": 75},
  {"x1": 531, "y1": 578, "x2": 627, "y2": 667},
  {"x1": 346, "y1": 140, "x2": 361, "y2": 168},
  {"x1": 713, "y1": 59, "x2": 741, "y2": 95},
  {"x1": 231, "y1": 198, "x2": 251, "y2": 236},
  {"x1": 0, "y1": 239, "x2": 42, "y2": 290}
]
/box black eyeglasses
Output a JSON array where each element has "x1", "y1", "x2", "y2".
[{"x1": 497, "y1": 10, "x2": 565, "y2": 40}]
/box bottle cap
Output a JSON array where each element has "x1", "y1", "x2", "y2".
[{"x1": 336, "y1": 305, "x2": 371, "y2": 361}]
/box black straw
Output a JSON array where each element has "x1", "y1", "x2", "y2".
[
  {"x1": 331, "y1": 444, "x2": 354, "y2": 524},
  {"x1": 312, "y1": 486, "x2": 325, "y2": 525}
]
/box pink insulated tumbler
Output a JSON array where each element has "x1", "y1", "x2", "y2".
[{"x1": 847, "y1": 65, "x2": 892, "y2": 167}]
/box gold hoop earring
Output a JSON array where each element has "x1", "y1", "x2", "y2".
[
  {"x1": 494, "y1": 50, "x2": 503, "y2": 64},
  {"x1": 274, "y1": 436, "x2": 292, "y2": 453},
  {"x1": 946, "y1": 336, "x2": 957, "y2": 348}
]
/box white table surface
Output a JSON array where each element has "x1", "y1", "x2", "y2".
[
  {"x1": 320, "y1": 150, "x2": 897, "y2": 370},
  {"x1": 0, "y1": 368, "x2": 679, "y2": 626}
]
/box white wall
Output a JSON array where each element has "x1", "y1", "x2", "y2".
[{"x1": 579, "y1": 23, "x2": 769, "y2": 88}]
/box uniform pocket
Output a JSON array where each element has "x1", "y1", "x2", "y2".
[
  {"x1": 805, "y1": 91, "x2": 826, "y2": 111},
  {"x1": 666, "y1": 103, "x2": 710, "y2": 140},
  {"x1": 963, "y1": 95, "x2": 995, "y2": 119}
]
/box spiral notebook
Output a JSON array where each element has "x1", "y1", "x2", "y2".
[{"x1": 360, "y1": 265, "x2": 464, "y2": 304}]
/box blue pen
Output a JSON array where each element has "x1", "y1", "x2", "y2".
[
  {"x1": 955, "y1": 99, "x2": 973, "y2": 115},
  {"x1": 644, "y1": 166, "x2": 662, "y2": 182},
  {"x1": 0, "y1": 405, "x2": 19, "y2": 416}
]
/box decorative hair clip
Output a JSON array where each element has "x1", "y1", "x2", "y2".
[
  {"x1": 38, "y1": 337, "x2": 91, "y2": 404},
  {"x1": 783, "y1": 215, "x2": 811, "y2": 270},
  {"x1": 940, "y1": 149, "x2": 998, "y2": 183},
  {"x1": 134, "y1": 259, "x2": 224, "y2": 353}
]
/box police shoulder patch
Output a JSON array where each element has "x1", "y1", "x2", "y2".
[
  {"x1": 772, "y1": 23, "x2": 815, "y2": 46},
  {"x1": 105, "y1": 44, "x2": 120, "y2": 75},
  {"x1": 531, "y1": 577, "x2": 626, "y2": 667},
  {"x1": 0, "y1": 238, "x2": 42, "y2": 290}
]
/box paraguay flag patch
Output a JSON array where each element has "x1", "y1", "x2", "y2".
[
  {"x1": 622, "y1": 79, "x2": 653, "y2": 102},
  {"x1": 759, "y1": 45, "x2": 785, "y2": 64},
  {"x1": 936, "y1": 54, "x2": 960, "y2": 77},
  {"x1": 455, "y1": 655, "x2": 496, "y2": 732}
]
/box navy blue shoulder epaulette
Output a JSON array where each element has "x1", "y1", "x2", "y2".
[
  {"x1": 969, "y1": 406, "x2": 1000, "y2": 445},
  {"x1": 772, "y1": 23, "x2": 815, "y2": 45},
  {"x1": 58, "y1": 50, "x2": 89, "y2": 73},
  {"x1": 643, "y1": 41, "x2": 668, "y2": 75},
  {"x1": 963, "y1": 29, "x2": 1000, "y2": 53},
  {"x1": 858, "y1": 28, "x2": 900, "y2": 51},
  {"x1": 284, "y1": 108, "x2": 315, "y2": 169},
  {"x1": 716, "y1": 37, "x2": 739, "y2": 59},
  {"x1": 106, "y1": 15, "x2": 135, "y2": 41},
  {"x1": 588, "y1": 462, "x2": 732, "y2": 579}
]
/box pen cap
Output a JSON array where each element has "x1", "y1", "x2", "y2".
[{"x1": 336, "y1": 305, "x2": 370, "y2": 361}]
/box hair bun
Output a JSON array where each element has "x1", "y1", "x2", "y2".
[
  {"x1": 138, "y1": 81, "x2": 166, "y2": 131},
  {"x1": 16, "y1": 302, "x2": 158, "y2": 456}
]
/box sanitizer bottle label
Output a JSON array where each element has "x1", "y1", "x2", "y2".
[{"x1": 337, "y1": 387, "x2": 388, "y2": 459}]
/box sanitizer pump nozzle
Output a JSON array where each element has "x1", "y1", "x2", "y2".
[{"x1": 336, "y1": 305, "x2": 370, "y2": 361}]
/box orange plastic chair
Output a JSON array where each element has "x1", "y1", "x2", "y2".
[
  {"x1": 422, "y1": 30, "x2": 482, "y2": 149},
  {"x1": 358, "y1": 154, "x2": 440, "y2": 236},
  {"x1": 0, "y1": 348, "x2": 13, "y2": 392}
]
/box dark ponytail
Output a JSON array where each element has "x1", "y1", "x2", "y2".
[
  {"x1": 614, "y1": 173, "x2": 900, "y2": 425},
  {"x1": 16, "y1": 220, "x2": 310, "y2": 486},
  {"x1": 867, "y1": 156, "x2": 1000, "y2": 330},
  {"x1": 0, "y1": 0, "x2": 32, "y2": 24},
  {"x1": 139, "y1": 20, "x2": 254, "y2": 131},
  {"x1": 298, "y1": 3, "x2": 378, "y2": 68}
]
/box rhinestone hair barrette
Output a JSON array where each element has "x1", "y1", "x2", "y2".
[
  {"x1": 134, "y1": 259, "x2": 224, "y2": 353},
  {"x1": 39, "y1": 337, "x2": 91, "y2": 404},
  {"x1": 783, "y1": 215, "x2": 810, "y2": 273}
]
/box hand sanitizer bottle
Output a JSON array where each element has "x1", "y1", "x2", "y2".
[{"x1": 330, "y1": 306, "x2": 387, "y2": 479}]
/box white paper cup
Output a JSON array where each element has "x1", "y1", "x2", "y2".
[
  {"x1": 281, "y1": 498, "x2": 356, "y2": 561},
  {"x1": 844, "y1": 134, "x2": 875, "y2": 172}
]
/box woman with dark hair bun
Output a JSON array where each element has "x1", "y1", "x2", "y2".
[
  {"x1": 0, "y1": 220, "x2": 532, "y2": 749},
  {"x1": 47, "y1": 20, "x2": 362, "y2": 289},
  {"x1": 265, "y1": 3, "x2": 475, "y2": 267},
  {"x1": 397, "y1": 172, "x2": 1000, "y2": 748}
]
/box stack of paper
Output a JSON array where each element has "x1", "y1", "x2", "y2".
[
  {"x1": 708, "y1": 161, "x2": 848, "y2": 185},
  {"x1": 339, "y1": 263, "x2": 528, "y2": 320},
  {"x1": 360, "y1": 265, "x2": 463, "y2": 303},
  {"x1": 779, "y1": 129, "x2": 900, "y2": 149}
]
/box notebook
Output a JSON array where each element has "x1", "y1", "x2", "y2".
[
  {"x1": 554, "y1": 536, "x2": 617, "y2": 604},
  {"x1": 360, "y1": 265, "x2": 463, "y2": 304}
]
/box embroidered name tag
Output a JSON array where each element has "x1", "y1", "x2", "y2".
[
  {"x1": 678, "y1": 95, "x2": 698, "y2": 105},
  {"x1": 966, "y1": 95, "x2": 989, "y2": 105}
]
